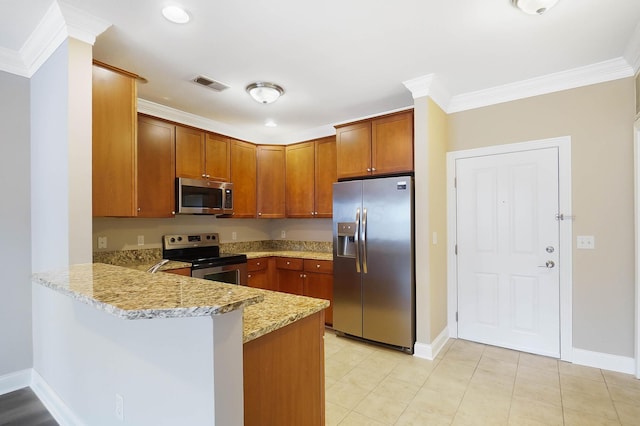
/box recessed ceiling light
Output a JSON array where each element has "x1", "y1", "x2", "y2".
[
  {"x1": 265, "y1": 120, "x2": 277, "y2": 128},
  {"x1": 162, "y1": 6, "x2": 190, "y2": 24}
]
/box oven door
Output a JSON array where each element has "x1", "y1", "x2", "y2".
[{"x1": 191, "y1": 263, "x2": 248, "y2": 286}]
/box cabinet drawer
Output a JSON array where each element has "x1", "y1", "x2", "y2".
[
  {"x1": 276, "y1": 257, "x2": 303, "y2": 271},
  {"x1": 247, "y1": 258, "x2": 269, "y2": 272},
  {"x1": 303, "y1": 259, "x2": 333, "y2": 274}
]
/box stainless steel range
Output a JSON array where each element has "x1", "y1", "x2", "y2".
[{"x1": 162, "y1": 233, "x2": 248, "y2": 285}]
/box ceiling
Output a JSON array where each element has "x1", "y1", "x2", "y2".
[{"x1": 2, "y1": 0, "x2": 640, "y2": 143}]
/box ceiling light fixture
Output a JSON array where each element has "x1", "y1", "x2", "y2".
[
  {"x1": 511, "y1": 0, "x2": 560, "y2": 15},
  {"x1": 265, "y1": 120, "x2": 277, "y2": 128},
  {"x1": 162, "y1": 5, "x2": 190, "y2": 24},
  {"x1": 246, "y1": 82, "x2": 284, "y2": 104}
]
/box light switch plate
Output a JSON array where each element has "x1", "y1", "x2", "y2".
[{"x1": 576, "y1": 235, "x2": 595, "y2": 249}]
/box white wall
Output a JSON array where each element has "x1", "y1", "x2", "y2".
[
  {"x1": 0, "y1": 70, "x2": 32, "y2": 377},
  {"x1": 30, "y1": 42, "x2": 70, "y2": 272}
]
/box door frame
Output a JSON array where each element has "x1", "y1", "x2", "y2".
[
  {"x1": 634, "y1": 116, "x2": 640, "y2": 379},
  {"x1": 447, "y1": 136, "x2": 573, "y2": 361}
]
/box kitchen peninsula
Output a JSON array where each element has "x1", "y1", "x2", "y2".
[{"x1": 32, "y1": 263, "x2": 328, "y2": 425}]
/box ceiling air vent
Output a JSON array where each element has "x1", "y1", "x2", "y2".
[{"x1": 192, "y1": 75, "x2": 230, "y2": 92}]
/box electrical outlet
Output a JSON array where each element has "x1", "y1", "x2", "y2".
[
  {"x1": 115, "y1": 393, "x2": 124, "y2": 421},
  {"x1": 232, "y1": 231, "x2": 237, "y2": 241},
  {"x1": 137, "y1": 235, "x2": 144, "y2": 246},
  {"x1": 98, "y1": 236, "x2": 107, "y2": 249},
  {"x1": 281, "y1": 230, "x2": 286, "y2": 239},
  {"x1": 576, "y1": 235, "x2": 595, "y2": 249}
]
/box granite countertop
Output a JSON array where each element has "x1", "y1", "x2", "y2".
[
  {"x1": 242, "y1": 289, "x2": 329, "y2": 343},
  {"x1": 32, "y1": 263, "x2": 330, "y2": 343},
  {"x1": 32, "y1": 263, "x2": 263, "y2": 320},
  {"x1": 244, "y1": 250, "x2": 332, "y2": 261}
]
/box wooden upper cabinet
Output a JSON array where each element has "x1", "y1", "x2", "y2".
[
  {"x1": 257, "y1": 145, "x2": 286, "y2": 218},
  {"x1": 335, "y1": 110, "x2": 413, "y2": 179},
  {"x1": 175, "y1": 125, "x2": 205, "y2": 179},
  {"x1": 314, "y1": 136, "x2": 337, "y2": 217},
  {"x1": 286, "y1": 141, "x2": 315, "y2": 218},
  {"x1": 92, "y1": 61, "x2": 138, "y2": 217},
  {"x1": 230, "y1": 139, "x2": 257, "y2": 218},
  {"x1": 137, "y1": 115, "x2": 176, "y2": 217},
  {"x1": 371, "y1": 111, "x2": 414, "y2": 175},
  {"x1": 205, "y1": 133, "x2": 230, "y2": 182},
  {"x1": 286, "y1": 136, "x2": 336, "y2": 218},
  {"x1": 335, "y1": 121, "x2": 371, "y2": 180}
]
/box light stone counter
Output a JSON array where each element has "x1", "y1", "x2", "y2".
[
  {"x1": 244, "y1": 250, "x2": 333, "y2": 261},
  {"x1": 242, "y1": 289, "x2": 329, "y2": 343},
  {"x1": 32, "y1": 262, "x2": 330, "y2": 344},
  {"x1": 32, "y1": 263, "x2": 263, "y2": 320}
]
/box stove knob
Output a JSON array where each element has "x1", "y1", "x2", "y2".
[
  {"x1": 177, "y1": 236, "x2": 182, "y2": 242},
  {"x1": 206, "y1": 235, "x2": 211, "y2": 240},
  {"x1": 170, "y1": 237, "x2": 176, "y2": 243}
]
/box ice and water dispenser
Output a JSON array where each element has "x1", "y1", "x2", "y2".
[{"x1": 336, "y1": 222, "x2": 357, "y2": 258}]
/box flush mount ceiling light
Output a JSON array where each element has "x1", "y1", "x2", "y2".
[
  {"x1": 162, "y1": 5, "x2": 190, "y2": 24},
  {"x1": 246, "y1": 82, "x2": 284, "y2": 104},
  {"x1": 511, "y1": 0, "x2": 560, "y2": 15}
]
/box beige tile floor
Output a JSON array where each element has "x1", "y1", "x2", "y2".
[{"x1": 324, "y1": 330, "x2": 640, "y2": 425}]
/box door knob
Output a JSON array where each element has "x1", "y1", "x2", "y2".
[{"x1": 538, "y1": 260, "x2": 555, "y2": 268}]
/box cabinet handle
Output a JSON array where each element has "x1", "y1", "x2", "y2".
[
  {"x1": 314, "y1": 211, "x2": 318, "y2": 215},
  {"x1": 316, "y1": 264, "x2": 320, "y2": 268},
  {"x1": 171, "y1": 211, "x2": 175, "y2": 215},
  {"x1": 367, "y1": 168, "x2": 371, "y2": 172},
  {"x1": 256, "y1": 262, "x2": 261, "y2": 266},
  {"x1": 248, "y1": 274, "x2": 252, "y2": 278},
  {"x1": 258, "y1": 212, "x2": 262, "y2": 216},
  {"x1": 300, "y1": 273, "x2": 303, "y2": 278},
  {"x1": 205, "y1": 174, "x2": 210, "y2": 178},
  {"x1": 286, "y1": 261, "x2": 290, "y2": 265},
  {"x1": 201, "y1": 174, "x2": 206, "y2": 178},
  {"x1": 137, "y1": 207, "x2": 141, "y2": 212},
  {"x1": 303, "y1": 274, "x2": 307, "y2": 278},
  {"x1": 371, "y1": 167, "x2": 376, "y2": 172}
]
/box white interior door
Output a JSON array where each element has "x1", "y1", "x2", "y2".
[{"x1": 456, "y1": 147, "x2": 560, "y2": 357}]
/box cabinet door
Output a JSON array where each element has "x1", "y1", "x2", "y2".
[
  {"x1": 257, "y1": 145, "x2": 286, "y2": 218},
  {"x1": 314, "y1": 136, "x2": 336, "y2": 217},
  {"x1": 248, "y1": 269, "x2": 271, "y2": 290},
  {"x1": 286, "y1": 141, "x2": 315, "y2": 218},
  {"x1": 335, "y1": 122, "x2": 371, "y2": 180},
  {"x1": 205, "y1": 133, "x2": 230, "y2": 181},
  {"x1": 175, "y1": 125, "x2": 205, "y2": 179},
  {"x1": 278, "y1": 269, "x2": 304, "y2": 295},
  {"x1": 137, "y1": 115, "x2": 175, "y2": 217},
  {"x1": 304, "y1": 272, "x2": 333, "y2": 325},
  {"x1": 92, "y1": 63, "x2": 137, "y2": 217},
  {"x1": 371, "y1": 111, "x2": 413, "y2": 176},
  {"x1": 230, "y1": 139, "x2": 257, "y2": 218}
]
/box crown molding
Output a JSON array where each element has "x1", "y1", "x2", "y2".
[
  {"x1": 137, "y1": 98, "x2": 263, "y2": 143},
  {"x1": 0, "y1": 1, "x2": 110, "y2": 78},
  {"x1": 402, "y1": 74, "x2": 450, "y2": 111},
  {"x1": 448, "y1": 57, "x2": 634, "y2": 113},
  {"x1": 624, "y1": 21, "x2": 640, "y2": 74}
]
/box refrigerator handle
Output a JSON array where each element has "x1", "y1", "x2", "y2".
[
  {"x1": 355, "y1": 208, "x2": 361, "y2": 273},
  {"x1": 362, "y1": 208, "x2": 368, "y2": 274}
]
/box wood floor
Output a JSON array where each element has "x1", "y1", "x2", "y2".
[{"x1": 0, "y1": 387, "x2": 57, "y2": 425}]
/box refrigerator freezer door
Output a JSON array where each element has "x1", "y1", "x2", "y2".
[
  {"x1": 361, "y1": 176, "x2": 414, "y2": 349},
  {"x1": 333, "y1": 180, "x2": 364, "y2": 338}
]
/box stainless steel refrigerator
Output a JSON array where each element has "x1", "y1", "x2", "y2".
[{"x1": 332, "y1": 175, "x2": 415, "y2": 353}]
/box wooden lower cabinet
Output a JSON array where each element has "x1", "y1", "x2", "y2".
[
  {"x1": 276, "y1": 257, "x2": 304, "y2": 295},
  {"x1": 244, "y1": 311, "x2": 325, "y2": 426},
  {"x1": 164, "y1": 267, "x2": 191, "y2": 276},
  {"x1": 302, "y1": 259, "x2": 333, "y2": 325},
  {"x1": 247, "y1": 258, "x2": 276, "y2": 291}
]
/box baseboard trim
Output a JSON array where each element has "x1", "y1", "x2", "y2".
[
  {"x1": 413, "y1": 327, "x2": 449, "y2": 360},
  {"x1": 31, "y1": 369, "x2": 83, "y2": 426},
  {"x1": 572, "y1": 348, "x2": 636, "y2": 375},
  {"x1": 0, "y1": 369, "x2": 32, "y2": 395}
]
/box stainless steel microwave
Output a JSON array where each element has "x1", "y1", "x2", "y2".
[{"x1": 176, "y1": 178, "x2": 233, "y2": 215}]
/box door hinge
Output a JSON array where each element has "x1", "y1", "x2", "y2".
[
  {"x1": 454, "y1": 177, "x2": 457, "y2": 188},
  {"x1": 454, "y1": 244, "x2": 458, "y2": 255},
  {"x1": 555, "y1": 213, "x2": 575, "y2": 221},
  {"x1": 456, "y1": 312, "x2": 458, "y2": 322}
]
